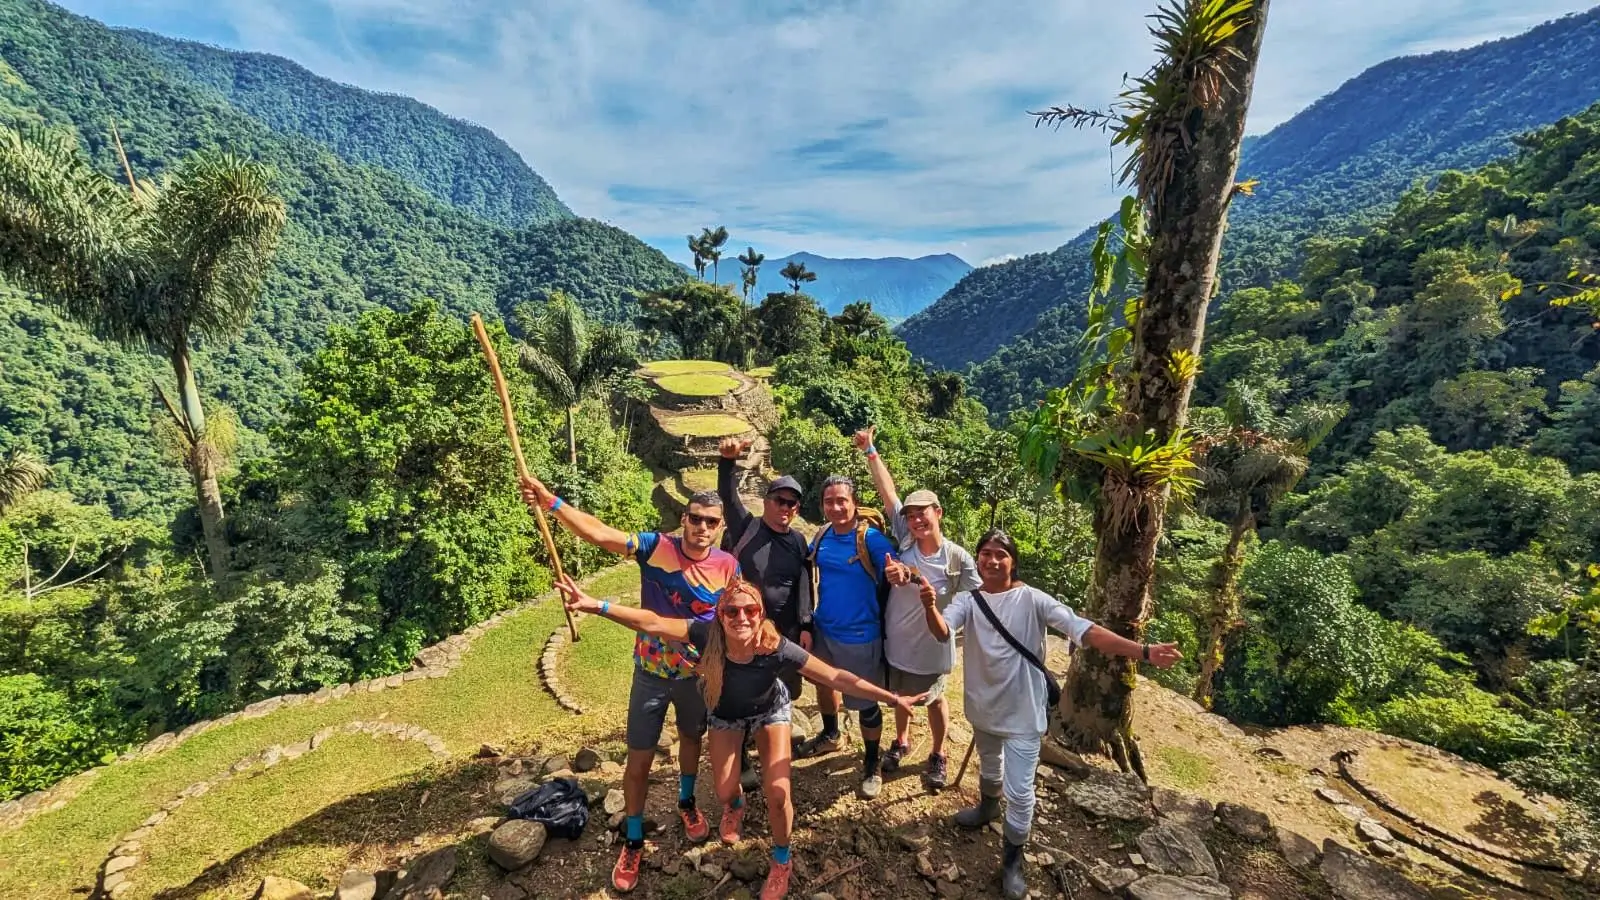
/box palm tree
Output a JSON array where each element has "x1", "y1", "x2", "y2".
[
  {"x1": 737, "y1": 247, "x2": 765, "y2": 302},
  {"x1": 1190, "y1": 383, "x2": 1343, "y2": 708},
  {"x1": 686, "y1": 233, "x2": 708, "y2": 279},
  {"x1": 515, "y1": 292, "x2": 638, "y2": 465},
  {"x1": 780, "y1": 259, "x2": 817, "y2": 295},
  {"x1": 0, "y1": 125, "x2": 285, "y2": 578},
  {"x1": 0, "y1": 450, "x2": 50, "y2": 516},
  {"x1": 701, "y1": 226, "x2": 729, "y2": 284},
  {"x1": 833, "y1": 300, "x2": 887, "y2": 338}
]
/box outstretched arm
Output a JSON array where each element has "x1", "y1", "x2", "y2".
[
  {"x1": 717, "y1": 438, "x2": 755, "y2": 539},
  {"x1": 797, "y1": 654, "x2": 920, "y2": 715},
  {"x1": 553, "y1": 575, "x2": 691, "y2": 643},
  {"x1": 1082, "y1": 625, "x2": 1183, "y2": 668},
  {"x1": 520, "y1": 475, "x2": 631, "y2": 555},
  {"x1": 852, "y1": 426, "x2": 901, "y2": 512}
]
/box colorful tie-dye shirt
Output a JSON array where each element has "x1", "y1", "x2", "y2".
[{"x1": 628, "y1": 532, "x2": 739, "y2": 679}]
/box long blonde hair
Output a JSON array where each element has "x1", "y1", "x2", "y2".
[{"x1": 698, "y1": 578, "x2": 780, "y2": 711}]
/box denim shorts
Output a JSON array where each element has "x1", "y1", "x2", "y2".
[{"x1": 708, "y1": 679, "x2": 794, "y2": 733}]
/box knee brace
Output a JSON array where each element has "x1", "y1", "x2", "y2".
[{"x1": 858, "y1": 705, "x2": 883, "y2": 730}]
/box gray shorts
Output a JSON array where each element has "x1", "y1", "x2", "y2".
[
  {"x1": 811, "y1": 632, "x2": 885, "y2": 712},
  {"x1": 708, "y1": 680, "x2": 794, "y2": 733},
  {"x1": 886, "y1": 667, "x2": 948, "y2": 704},
  {"x1": 626, "y1": 668, "x2": 708, "y2": 751}
]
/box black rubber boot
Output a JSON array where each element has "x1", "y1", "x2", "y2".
[
  {"x1": 953, "y1": 792, "x2": 1002, "y2": 829},
  {"x1": 1001, "y1": 839, "x2": 1026, "y2": 900}
]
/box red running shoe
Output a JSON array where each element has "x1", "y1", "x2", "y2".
[
  {"x1": 720, "y1": 800, "x2": 746, "y2": 845},
  {"x1": 678, "y1": 803, "x2": 710, "y2": 843},
  {"x1": 612, "y1": 843, "x2": 643, "y2": 893},
  {"x1": 761, "y1": 860, "x2": 793, "y2": 899}
]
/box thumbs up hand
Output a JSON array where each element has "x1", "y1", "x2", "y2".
[{"x1": 884, "y1": 553, "x2": 914, "y2": 586}]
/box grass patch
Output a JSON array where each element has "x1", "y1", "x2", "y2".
[
  {"x1": 746, "y1": 366, "x2": 776, "y2": 379},
  {"x1": 1152, "y1": 744, "x2": 1215, "y2": 791},
  {"x1": 0, "y1": 568, "x2": 642, "y2": 900},
  {"x1": 659, "y1": 414, "x2": 751, "y2": 439},
  {"x1": 654, "y1": 373, "x2": 740, "y2": 396},
  {"x1": 639, "y1": 360, "x2": 731, "y2": 377},
  {"x1": 680, "y1": 467, "x2": 718, "y2": 493}
]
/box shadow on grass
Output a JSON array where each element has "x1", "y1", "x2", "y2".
[{"x1": 1467, "y1": 789, "x2": 1563, "y2": 858}]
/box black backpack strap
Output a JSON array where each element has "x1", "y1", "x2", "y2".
[{"x1": 970, "y1": 589, "x2": 1051, "y2": 680}]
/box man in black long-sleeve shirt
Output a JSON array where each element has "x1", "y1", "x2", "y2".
[{"x1": 718, "y1": 437, "x2": 812, "y2": 783}]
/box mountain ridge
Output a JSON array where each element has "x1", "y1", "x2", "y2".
[
  {"x1": 715, "y1": 249, "x2": 971, "y2": 319},
  {"x1": 898, "y1": 5, "x2": 1600, "y2": 401}
]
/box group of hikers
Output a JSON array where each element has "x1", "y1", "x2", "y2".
[{"x1": 517, "y1": 428, "x2": 1182, "y2": 900}]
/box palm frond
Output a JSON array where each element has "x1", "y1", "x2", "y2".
[
  {"x1": 0, "y1": 449, "x2": 51, "y2": 515},
  {"x1": 517, "y1": 344, "x2": 577, "y2": 407},
  {"x1": 150, "y1": 150, "x2": 286, "y2": 346},
  {"x1": 540, "y1": 291, "x2": 587, "y2": 377},
  {"x1": 0, "y1": 125, "x2": 144, "y2": 338}
]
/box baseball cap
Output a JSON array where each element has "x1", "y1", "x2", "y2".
[
  {"x1": 901, "y1": 489, "x2": 941, "y2": 511},
  {"x1": 766, "y1": 475, "x2": 803, "y2": 498}
]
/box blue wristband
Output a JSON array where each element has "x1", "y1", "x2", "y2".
[
  {"x1": 600, "y1": 600, "x2": 610, "y2": 615},
  {"x1": 550, "y1": 496, "x2": 565, "y2": 511}
]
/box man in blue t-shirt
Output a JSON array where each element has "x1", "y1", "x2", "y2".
[{"x1": 795, "y1": 473, "x2": 904, "y2": 799}]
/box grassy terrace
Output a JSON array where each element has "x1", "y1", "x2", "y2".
[
  {"x1": 657, "y1": 414, "x2": 751, "y2": 439},
  {"x1": 0, "y1": 567, "x2": 643, "y2": 900},
  {"x1": 637, "y1": 360, "x2": 732, "y2": 377},
  {"x1": 653, "y1": 372, "x2": 741, "y2": 396}
]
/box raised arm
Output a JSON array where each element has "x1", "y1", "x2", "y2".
[
  {"x1": 553, "y1": 575, "x2": 691, "y2": 643},
  {"x1": 717, "y1": 438, "x2": 755, "y2": 539},
  {"x1": 798, "y1": 652, "x2": 919, "y2": 715},
  {"x1": 852, "y1": 426, "x2": 901, "y2": 511},
  {"x1": 520, "y1": 475, "x2": 631, "y2": 555}
]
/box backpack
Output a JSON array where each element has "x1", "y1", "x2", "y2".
[
  {"x1": 807, "y1": 512, "x2": 891, "y2": 631},
  {"x1": 507, "y1": 777, "x2": 590, "y2": 840}
]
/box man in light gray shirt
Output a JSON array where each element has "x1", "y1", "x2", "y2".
[
  {"x1": 854, "y1": 426, "x2": 979, "y2": 791},
  {"x1": 920, "y1": 529, "x2": 1182, "y2": 900}
]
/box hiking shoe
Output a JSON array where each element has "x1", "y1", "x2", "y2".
[
  {"x1": 796, "y1": 732, "x2": 842, "y2": 758},
  {"x1": 858, "y1": 770, "x2": 883, "y2": 799},
  {"x1": 678, "y1": 803, "x2": 710, "y2": 843},
  {"x1": 954, "y1": 792, "x2": 1002, "y2": 829},
  {"x1": 1001, "y1": 839, "x2": 1027, "y2": 899},
  {"x1": 612, "y1": 844, "x2": 643, "y2": 893},
  {"x1": 720, "y1": 800, "x2": 746, "y2": 844},
  {"x1": 881, "y1": 740, "x2": 908, "y2": 773},
  {"x1": 922, "y1": 752, "x2": 948, "y2": 791},
  {"x1": 761, "y1": 860, "x2": 793, "y2": 899}
]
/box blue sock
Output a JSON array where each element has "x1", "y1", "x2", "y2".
[
  {"x1": 729, "y1": 792, "x2": 745, "y2": 809},
  {"x1": 625, "y1": 814, "x2": 644, "y2": 843},
  {"x1": 678, "y1": 774, "x2": 696, "y2": 804},
  {"x1": 772, "y1": 844, "x2": 791, "y2": 865}
]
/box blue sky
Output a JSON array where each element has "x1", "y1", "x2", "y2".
[{"x1": 58, "y1": 0, "x2": 1597, "y2": 266}]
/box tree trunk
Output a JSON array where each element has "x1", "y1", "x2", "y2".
[
  {"x1": 1195, "y1": 502, "x2": 1253, "y2": 709},
  {"x1": 172, "y1": 347, "x2": 229, "y2": 578},
  {"x1": 1056, "y1": 0, "x2": 1269, "y2": 773},
  {"x1": 565, "y1": 406, "x2": 578, "y2": 466}
]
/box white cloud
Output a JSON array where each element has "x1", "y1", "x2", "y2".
[{"x1": 64, "y1": 0, "x2": 1598, "y2": 264}]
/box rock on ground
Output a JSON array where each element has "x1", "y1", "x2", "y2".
[
  {"x1": 253, "y1": 876, "x2": 314, "y2": 900},
  {"x1": 1357, "y1": 818, "x2": 1394, "y2": 843},
  {"x1": 1126, "y1": 874, "x2": 1232, "y2": 899},
  {"x1": 1135, "y1": 822, "x2": 1219, "y2": 878},
  {"x1": 1151, "y1": 787, "x2": 1214, "y2": 832},
  {"x1": 389, "y1": 847, "x2": 458, "y2": 900},
  {"x1": 1276, "y1": 827, "x2": 1321, "y2": 871},
  {"x1": 1319, "y1": 840, "x2": 1425, "y2": 900},
  {"x1": 573, "y1": 747, "x2": 603, "y2": 772},
  {"x1": 488, "y1": 820, "x2": 548, "y2": 871},
  {"x1": 1059, "y1": 769, "x2": 1153, "y2": 822},
  {"x1": 1216, "y1": 801, "x2": 1273, "y2": 841},
  {"x1": 333, "y1": 870, "x2": 377, "y2": 900}
]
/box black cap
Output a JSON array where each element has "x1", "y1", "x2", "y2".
[{"x1": 766, "y1": 475, "x2": 803, "y2": 498}]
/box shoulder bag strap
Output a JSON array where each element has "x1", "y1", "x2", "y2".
[{"x1": 969, "y1": 589, "x2": 1051, "y2": 680}]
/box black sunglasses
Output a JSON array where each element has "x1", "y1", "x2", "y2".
[
  {"x1": 768, "y1": 495, "x2": 799, "y2": 509},
  {"x1": 684, "y1": 512, "x2": 723, "y2": 528}
]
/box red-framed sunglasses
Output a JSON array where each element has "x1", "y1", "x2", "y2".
[{"x1": 719, "y1": 605, "x2": 762, "y2": 621}]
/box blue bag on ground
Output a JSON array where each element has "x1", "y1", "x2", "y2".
[{"x1": 507, "y1": 776, "x2": 589, "y2": 839}]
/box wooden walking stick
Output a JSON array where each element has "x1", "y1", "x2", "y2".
[
  {"x1": 953, "y1": 735, "x2": 976, "y2": 795},
  {"x1": 470, "y1": 314, "x2": 580, "y2": 642}
]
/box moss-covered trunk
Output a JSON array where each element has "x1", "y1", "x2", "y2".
[
  {"x1": 1056, "y1": 0, "x2": 1270, "y2": 775},
  {"x1": 1195, "y1": 502, "x2": 1252, "y2": 709}
]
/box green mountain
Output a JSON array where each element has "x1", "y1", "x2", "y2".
[
  {"x1": 0, "y1": 0, "x2": 683, "y2": 515},
  {"x1": 119, "y1": 29, "x2": 573, "y2": 228},
  {"x1": 897, "y1": 6, "x2": 1600, "y2": 413},
  {"x1": 712, "y1": 251, "x2": 972, "y2": 320}
]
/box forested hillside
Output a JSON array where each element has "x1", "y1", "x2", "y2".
[
  {"x1": 715, "y1": 251, "x2": 972, "y2": 319},
  {"x1": 121, "y1": 29, "x2": 573, "y2": 228},
  {"x1": 0, "y1": 0, "x2": 683, "y2": 513},
  {"x1": 900, "y1": 5, "x2": 1600, "y2": 413}
]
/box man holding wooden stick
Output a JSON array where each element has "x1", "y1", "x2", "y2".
[{"x1": 520, "y1": 476, "x2": 738, "y2": 894}]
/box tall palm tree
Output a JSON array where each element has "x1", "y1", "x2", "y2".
[
  {"x1": 780, "y1": 259, "x2": 816, "y2": 295},
  {"x1": 737, "y1": 246, "x2": 765, "y2": 301},
  {"x1": 515, "y1": 292, "x2": 638, "y2": 465},
  {"x1": 686, "y1": 233, "x2": 708, "y2": 279},
  {"x1": 1190, "y1": 383, "x2": 1342, "y2": 708},
  {"x1": 701, "y1": 226, "x2": 729, "y2": 284},
  {"x1": 0, "y1": 125, "x2": 285, "y2": 578},
  {"x1": 833, "y1": 300, "x2": 887, "y2": 338},
  {"x1": 0, "y1": 450, "x2": 50, "y2": 516}
]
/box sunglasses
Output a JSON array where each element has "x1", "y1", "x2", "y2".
[
  {"x1": 684, "y1": 512, "x2": 723, "y2": 529},
  {"x1": 767, "y1": 495, "x2": 799, "y2": 509},
  {"x1": 720, "y1": 605, "x2": 762, "y2": 621}
]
